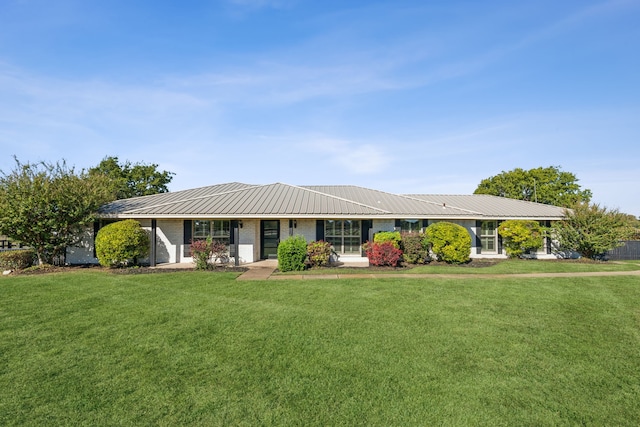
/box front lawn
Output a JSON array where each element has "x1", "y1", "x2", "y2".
[
  {"x1": 276, "y1": 258, "x2": 640, "y2": 275},
  {"x1": 1, "y1": 271, "x2": 640, "y2": 425}
]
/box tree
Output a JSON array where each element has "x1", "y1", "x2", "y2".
[
  {"x1": 474, "y1": 166, "x2": 592, "y2": 208},
  {"x1": 553, "y1": 203, "x2": 633, "y2": 260},
  {"x1": 95, "y1": 220, "x2": 149, "y2": 267},
  {"x1": 0, "y1": 158, "x2": 115, "y2": 265},
  {"x1": 89, "y1": 156, "x2": 175, "y2": 199},
  {"x1": 497, "y1": 220, "x2": 545, "y2": 258}
]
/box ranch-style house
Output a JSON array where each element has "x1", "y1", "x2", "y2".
[{"x1": 66, "y1": 182, "x2": 568, "y2": 266}]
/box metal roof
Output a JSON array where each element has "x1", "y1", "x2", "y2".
[
  {"x1": 405, "y1": 194, "x2": 567, "y2": 219},
  {"x1": 98, "y1": 182, "x2": 567, "y2": 220}
]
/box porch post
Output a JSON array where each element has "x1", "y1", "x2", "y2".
[
  {"x1": 234, "y1": 223, "x2": 240, "y2": 267},
  {"x1": 150, "y1": 219, "x2": 157, "y2": 267}
]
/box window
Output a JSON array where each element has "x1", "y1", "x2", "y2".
[
  {"x1": 325, "y1": 220, "x2": 361, "y2": 254},
  {"x1": 480, "y1": 221, "x2": 497, "y2": 253},
  {"x1": 399, "y1": 219, "x2": 421, "y2": 233},
  {"x1": 193, "y1": 220, "x2": 230, "y2": 245}
]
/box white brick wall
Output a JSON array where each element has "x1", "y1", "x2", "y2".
[{"x1": 66, "y1": 225, "x2": 98, "y2": 264}]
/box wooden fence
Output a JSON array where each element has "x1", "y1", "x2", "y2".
[{"x1": 607, "y1": 241, "x2": 640, "y2": 260}]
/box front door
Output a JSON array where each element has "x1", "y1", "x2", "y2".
[{"x1": 261, "y1": 220, "x2": 280, "y2": 259}]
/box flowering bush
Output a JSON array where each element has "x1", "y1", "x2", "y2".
[
  {"x1": 191, "y1": 237, "x2": 229, "y2": 270},
  {"x1": 365, "y1": 241, "x2": 403, "y2": 267},
  {"x1": 191, "y1": 239, "x2": 212, "y2": 270}
]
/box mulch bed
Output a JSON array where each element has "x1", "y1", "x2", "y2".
[{"x1": 5, "y1": 264, "x2": 248, "y2": 276}]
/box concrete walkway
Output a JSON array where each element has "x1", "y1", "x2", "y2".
[{"x1": 236, "y1": 259, "x2": 278, "y2": 281}]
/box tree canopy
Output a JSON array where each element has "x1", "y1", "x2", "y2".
[
  {"x1": 553, "y1": 203, "x2": 632, "y2": 259},
  {"x1": 474, "y1": 166, "x2": 592, "y2": 208},
  {"x1": 0, "y1": 158, "x2": 115, "y2": 264},
  {"x1": 89, "y1": 156, "x2": 174, "y2": 199}
]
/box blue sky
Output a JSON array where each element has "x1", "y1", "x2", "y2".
[{"x1": 1, "y1": 0, "x2": 639, "y2": 215}]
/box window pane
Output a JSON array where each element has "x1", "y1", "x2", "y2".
[
  {"x1": 193, "y1": 220, "x2": 211, "y2": 239},
  {"x1": 401, "y1": 219, "x2": 420, "y2": 232},
  {"x1": 344, "y1": 237, "x2": 361, "y2": 254},
  {"x1": 325, "y1": 220, "x2": 338, "y2": 237},
  {"x1": 481, "y1": 221, "x2": 496, "y2": 236},
  {"x1": 345, "y1": 220, "x2": 360, "y2": 236}
]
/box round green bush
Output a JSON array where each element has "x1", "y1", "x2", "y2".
[
  {"x1": 95, "y1": 220, "x2": 149, "y2": 267},
  {"x1": 498, "y1": 220, "x2": 545, "y2": 258},
  {"x1": 424, "y1": 222, "x2": 471, "y2": 264},
  {"x1": 373, "y1": 231, "x2": 402, "y2": 248}
]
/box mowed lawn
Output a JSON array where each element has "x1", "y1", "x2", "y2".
[{"x1": 2, "y1": 270, "x2": 640, "y2": 426}]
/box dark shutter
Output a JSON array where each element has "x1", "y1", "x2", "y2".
[
  {"x1": 394, "y1": 219, "x2": 401, "y2": 230},
  {"x1": 475, "y1": 220, "x2": 482, "y2": 254},
  {"x1": 361, "y1": 220, "x2": 372, "y2": 256},
  {"x1": 316, "y1": 220, "x2": 325, "y2": 241},
  {"x1": 422, "y1": 219, "x2": 429, "y2": 229},
  {"x1": 361, "y1": 220, "x2": 372, "y2": 244},
  {"x1": 150, "y1": 219, "x2": 157, "y2": 267},
  {"x1": 497, "y1": 221, "x2": 503, "y2": 255},
  {"x1": 183, "y1": 220, "x2": 192, "y2": 257}
]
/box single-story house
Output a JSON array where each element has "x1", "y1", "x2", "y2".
[{"x1": 66, "y1": 182, "x2": 568, "y2": 266}]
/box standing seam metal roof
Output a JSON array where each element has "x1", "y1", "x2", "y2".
[{"x1": 98, "y1": 182, "x2": 567, "y2": 219}]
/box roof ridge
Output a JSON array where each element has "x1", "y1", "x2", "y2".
[{"x1": 285, "y1": 183, "x2": 391, "y2": 214}]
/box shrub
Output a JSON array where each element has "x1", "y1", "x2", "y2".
[
  {"x1": 307, "y1": 240, "x2": 332, "y2": 268},
  {"x1": 373, "y1": 231, "x2": 401, "y2": 248},
  {"x1": 191, "y1": 238, "x2": 213, "y2": 270},
  {"x1": 191, "y1": 237, "x2": 229, "y2": 270},
  {"x1": 424, "y1": 222, "x2": 471, "y2": 264},
  {"x1": 95, "y1": 220, "x2": 149, "y2": 267},
  {"x1": 277, "y1": 235, "x2": 308, "y2": 272},
  {"x1": 0, "y1": 249, "x2": 36, "y2": 270},
  {"x1": 553, "y1": 203, "x2": 633, "y2": 260},
  {"x1": 498, "y1": 220, "x2": 545, "y2": 258},
  {"x1": 400, "y1": 232, "x2": 429, "y2": 264},
  {"x1": 365, "y1": 241, "x2": 403, "y2": 267}
]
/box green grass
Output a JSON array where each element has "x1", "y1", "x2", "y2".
[
  {"x1": 2, "y1": 270, "x2": 640, "y2": 425},
  {"x1": 277, "y1": 258, "x2": 640, "y2": 275},
  {"x1": 408, "y1": 258, "x2": 640, "y2": 274}
]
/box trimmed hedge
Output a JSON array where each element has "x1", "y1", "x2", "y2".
[
  {"x1": 0, "y1": 249, "x2": 36, "y2": 270},
  {"x1": 373, "y1": 231, "x2": 401, "y2": 248},
  {"x1": 277, "y1": 235, "x2": 308, "y2": 272},
  {"x1": 424, "y1": 222, "x2": 471, "y2": 264},
  {"x1": 95, "y1": 220, "x2": 149, "y2": 267}
]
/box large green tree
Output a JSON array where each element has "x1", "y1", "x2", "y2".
[
  {"x1": 0, "y1": 158, "x2": 115, "y2": 264},
  {"x1": 89, "y1": 156, "x2": 174, "y2": 199},
  {"x1": 553, "y1": 203, "x2": 632, "y2": 260},
  {"x1": 474, "y1": 166, "x2": 592, "y2": 207}
]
